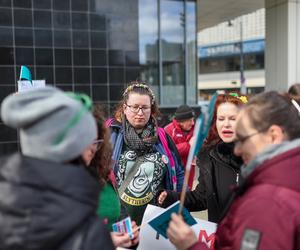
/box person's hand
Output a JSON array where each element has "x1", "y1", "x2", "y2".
[
  {"x1": 189, "y1": 136, "x2": 196, "y2": 147},
  {"x1": 131, "y1": 220, "x2": 140, "y2": 246},
  {"x1": 167, "y1": 213, "x2": 198, "y2": 250},
  {"x1": 110, "y1": 220, "x2": 140, "y2": 248},
  {"x1": 158, "y1": 191, "x2": 167, "y2": 205},
  {"x1": 110, "y1": 232, "x2": 132, "y2": 248}
]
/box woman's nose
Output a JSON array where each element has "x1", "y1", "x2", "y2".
[
  {"x1": 224, "y1": 119, "x2": 231, "y2": 127},
  {"x1": 136, "y1": 108, "x2": 144, "y2": 115}
]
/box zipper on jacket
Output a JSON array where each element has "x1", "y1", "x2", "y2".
[{"x1": 211, "y1": 152, "x2": 241, "y2": 185}]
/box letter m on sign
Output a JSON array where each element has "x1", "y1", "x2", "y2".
[{"x1": 198, "y1": 230, "x2": 215, "y2": 250}]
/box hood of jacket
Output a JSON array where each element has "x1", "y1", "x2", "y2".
[
  {"x1": 0, "y1": 153, "x2": 100, "y2": 249},
  {"x1": 244, "y1": 138, "x2": 300, "y2": 193}
]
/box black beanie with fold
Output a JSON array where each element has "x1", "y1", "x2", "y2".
[{"x1": 174, "y1": 105, "x2": 194, "y2": 121}]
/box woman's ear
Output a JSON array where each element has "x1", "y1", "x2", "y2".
[{"x1": 268, "y1": 125, "x2": 285, "y2": 144}]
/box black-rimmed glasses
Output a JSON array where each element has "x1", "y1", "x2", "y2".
[
  {"x1": 234, "y1": 131, "x2": 263, "y2": 146},
  {"x1": 126, "y1": 104, "x2": 151, "y2": 113}
]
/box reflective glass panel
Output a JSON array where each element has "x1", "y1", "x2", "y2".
[
  {"x1": 186, "y1": 1, "x2": 197, "y2": 105},
  {"x1": 138, "y1": 0, "x2": 159, "y2": 91},
  {"x1": 161, "y1": 0, "x2": 184, "y2": 105}
]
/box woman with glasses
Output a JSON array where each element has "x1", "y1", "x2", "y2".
[
  {"x1": 82, "y1": 106, "x2": 139, "y2": 249},
  {"x1": 158, "y1": 94, "x2": 245, "y2": 223},
  {"x1": 108, "y1": 81, "x2": 184, "y2": 225},
  {"x1": 167, "y1": 91, "x2": 300, "y2": 250}
]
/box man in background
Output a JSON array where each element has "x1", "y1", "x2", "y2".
[{"x1": 164, "y1": 105, "x2": 195, "y2": 189}]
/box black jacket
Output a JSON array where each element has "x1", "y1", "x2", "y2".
[
  {"x1": 161, "y1": 142, "x2": 243, "y2": 223},
  {"x1": 0, "y1": 153, "x2": 114, "y2": 250}
]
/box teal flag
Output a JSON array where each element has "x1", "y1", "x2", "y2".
[
  {"x1": 184, "y1": 93, "x2": 218, "y2": 171},
  {"x1": 194, "y1": 93, "x2": 218, "y2": 156},
  {"x1": 19, "y1": 65, "x2": 32, "y2": 84}
]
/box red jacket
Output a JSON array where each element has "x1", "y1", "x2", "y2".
[
  {"x1": 190, "y1": 144, "x2": 300, "y2": 250},
  {"x1": 164, "y1": 119, "x2": 194, "y2": 166}
]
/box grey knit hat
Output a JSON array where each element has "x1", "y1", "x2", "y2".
[{"x1": 1, "y1": 86, "x2": 97, "y2": 163}]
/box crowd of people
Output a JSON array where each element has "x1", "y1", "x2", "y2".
[{"x1": 0, "y1": 81, "x2": 299, "y2": 250}]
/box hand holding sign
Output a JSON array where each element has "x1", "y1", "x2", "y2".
[
  {"x1": 167, "y1": 213, "x2": 198, "y2": 250},
  {"x1": 112, "y1": 217, "x2": 140, "y2": 248}
]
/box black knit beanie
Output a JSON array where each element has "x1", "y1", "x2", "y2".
[{"x1": 174, "y1": 105, "x2": 195, "y2": 121}]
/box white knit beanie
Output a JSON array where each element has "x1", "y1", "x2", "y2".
[{"x1": 1, "y1": 86, "x2": 97, "y2": 163}]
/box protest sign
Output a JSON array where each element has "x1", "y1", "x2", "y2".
[
  {"x1": 18, "y1": 80, "x2": 46, "y2": 92},
  {"x1": 138, "y1": 204, "x2": 217, "y2": 250},
  {"x1": 17, "y1": 65, "x2": 46, "y2": 92},
  {"x1": 148, "y1": 201, "x2": 196, "y2": 239}
]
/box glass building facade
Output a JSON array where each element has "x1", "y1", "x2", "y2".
[{"x1": 0, "y1": 0, "x2": 197, "y2": 155}]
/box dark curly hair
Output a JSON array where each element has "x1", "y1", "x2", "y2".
[{"x1": 89, "y1": 105, "x2": 112, "y2": 186}]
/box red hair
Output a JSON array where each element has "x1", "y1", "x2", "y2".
[{"x1": 204, "y1": 94, "x2": 245, "y2": 148}]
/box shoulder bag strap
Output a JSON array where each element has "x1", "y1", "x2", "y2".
[{"x1": 117, "y1": 156, "x2": 144, "y2": 196}]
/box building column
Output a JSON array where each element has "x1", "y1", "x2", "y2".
[{"x1": 265, "y1": 0, "x2": 300, "y2": 91}]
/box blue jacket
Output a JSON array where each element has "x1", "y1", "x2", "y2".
[{"x1": 109, "y1": 122, "x2": 184, "y2": 191}]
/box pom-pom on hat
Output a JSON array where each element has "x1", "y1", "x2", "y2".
[
  {"x1": 174, "y1": 105, "x2": 195, "y2": 121},
  {"x1": 1, "y1": 86, "x2": 97, "y2": 163}
]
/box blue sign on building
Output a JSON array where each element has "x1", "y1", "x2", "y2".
[{"x1": 199, "y1": 39, "x2": 265, "y2": 58}]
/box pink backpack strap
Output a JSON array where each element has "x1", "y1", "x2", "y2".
[
  {"x1": 158, "y1": 127, "x2": 177, "y2": 190},
  {"x1": 158, "y1": 127, "x2": 174, "y2": 166}
]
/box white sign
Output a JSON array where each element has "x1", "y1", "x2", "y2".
[
  {"x1": 138, "y1": 205, "x2": 217, "y2": 250},
  {"x1": 18, "y1": 80, "x2": 46, "y2": 92}
]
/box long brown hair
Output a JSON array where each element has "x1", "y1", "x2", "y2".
[
  {"x1": 113, "y1": 81, "x2": 160, "y2": 122},
  {"x1": 204, "y1": 93, "x2": 245, "y2": 148},
  {"x1": 90, "y1": 105, "x2": 112, "y2": 186}
]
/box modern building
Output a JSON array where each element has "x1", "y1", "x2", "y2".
[
  {"x1": 198, "y1": 9, "x2": 265, "y2": 98},
  {"x1": 196, "y1": 0, "x2": 300, "y2": 92},
  {"x1": 0, "y1": 0, "x2": 197, "y2": 155}
]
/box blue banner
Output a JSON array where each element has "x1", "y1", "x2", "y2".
[{"x1": 199, "y1": 39, "x2": 265, "y2": 58}]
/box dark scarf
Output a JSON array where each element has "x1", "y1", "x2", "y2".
[{"x1": 123, "y1": 116, "x2": 158, "y2": 155}]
